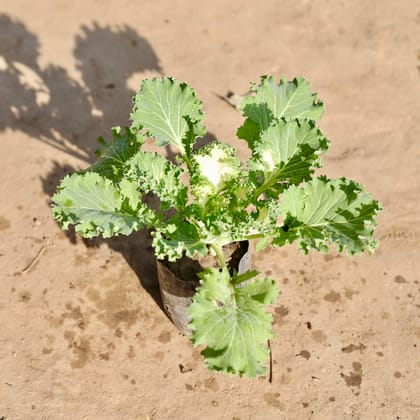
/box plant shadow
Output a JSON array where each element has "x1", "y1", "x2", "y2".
[
  {"x1": 1, "y1": 14, "x2": 216, "y2": 311},
  {"x1": 0, "y1": 15, "x2": 162, "y2": 161},
  {"x1": 0, "y1": 14, "x2": 164, "y2": 306}
]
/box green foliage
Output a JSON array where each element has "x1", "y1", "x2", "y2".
[
  {"x1": 130, "y1": 77, "x2": 205, "y2": 156},
  {"x1": 88, "y1": 126, "x2": 144, "y2": 182},
  {"x1": 248, "y1": 119, "x2": 329, "y2": 196},
  {"x1": 276, "y1": 176, "x2": 381, "y2": 254},
  {"x1": 152, "y1": 218, "x2": 208, "y2": 261},
  {"x1": 52, "y1": 172, "x2": 154, "y2": 238},
  {"x1": 240, "y1": 76, "x2": 324, "y2": 129},
  {"x1": 189, "y1": 267, "x2": 278, "y2": 377},
  {"x1": 126, "y1": 151, "x2": 188, "y2": 209},
  {"x1": 191, "y1": 142, "x2": 244, "y2": 210},
  {"x1": 52, "y1": 76, "x2": 381, "y2": 378}
]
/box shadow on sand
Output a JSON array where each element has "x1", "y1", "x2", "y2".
[
  {"x1": 0, "y1": 14, "x2": 218, "y2": 309},
  {"x1": 0, "y1": 14, "x2": 167, "y2": 305}
]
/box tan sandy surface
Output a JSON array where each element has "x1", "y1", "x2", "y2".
[{"x1": 1, "y1": 1, "x2": 420, "y2": 419}]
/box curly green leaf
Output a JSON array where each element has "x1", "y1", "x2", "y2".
[
  {"x1": 152, "y1": 219, "x2": 208, "y2": 262},
  {"x1": 52, "y1": 172, "x2": 154, "y2": 238},
  {"x1": 126, "y1": 151, "x2": 187, "y2": 209},
  {"x1": 189, "y1": 267, "x2": 279, "y2": 377},
  {"x1": 191, "y1": 142, "x2": 244, "y2": 211},
  {"x1": 249, "y1": 119, "x2": 329, "y2": 196},
  {"x1": 88, "y1": 126, "x2": 143, "y2": 182},
  {"x1": 240, "y1": 76, "x2": 324, "y2": 131},
  {"x1": 130, "y1": 77, "x2": 205, "y2": 156},
  {"x1": 276, "y1": 177, "x2": 382, "y2": 254}
]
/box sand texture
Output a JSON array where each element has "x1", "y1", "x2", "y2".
[{"x1": 1, "y1": 1, "x2": 419, "y2": 418}]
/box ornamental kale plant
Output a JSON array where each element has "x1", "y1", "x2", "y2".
[{"x1": 52, "y1": 76, "x2": 381, "y2": 377}]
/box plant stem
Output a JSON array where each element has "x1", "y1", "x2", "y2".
[
  {"x1": 211, "y1": 244, "x2": 226, "y2": 268},
  {"x1": 253, "y1": 168, "x2": 284, "y2": 199},
  {"x1": 253, "y1": 176, "x2": 275, "y2": 199},
  {"x1": 182, "y1": 153, "x2": 193, "y2": 173},
  {"x1": 243, "y1": 233, "x2": 265, "y2": 241}
]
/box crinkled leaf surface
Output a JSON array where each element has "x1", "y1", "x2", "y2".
[
  {"x1": 119, "y1": 178, "x2": 142, "y2": 211},
  {"x1": 277, "y1": 177, "x2": 382, "y2": 254},
  {"x1": 185, "y1": 203, "x2": 277, "y2": 249},
  {"x1": 240, "y1": 76, "x2": 324, "y2": 131},
  {"x1": 152, "y1": 219, "x2": 208, "y2": 261},
  {"x1": 249, "y1": 120, "x2": 329, "y2": 194},
  {"x1": 52, "y1": 172, "x2": 153, "y2": 238},
  {"x1": 191, "y1": 142, "x2": 243, "y2": 208},
  {"x1": 49, "y1": 74, "x2": 383, "y2": 378},
  {"x1": 87, "y1": 126, "x2": 144, "y2": 182},
  {"x1": 126, "y1": 151, "x2": 187, "y2": 209},
  {"x1": 189, "y1": 267, "x2": 279, "y2": 377},
  {"x1": 130, "y1": 77, "x2": 205, "y2": 155}
]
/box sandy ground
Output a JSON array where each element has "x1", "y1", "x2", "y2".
[{"x1": 1, "y1": 0, "x2": 420, "y2": 418}]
